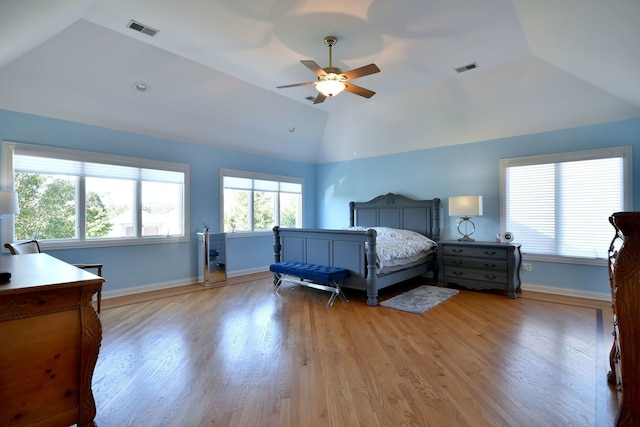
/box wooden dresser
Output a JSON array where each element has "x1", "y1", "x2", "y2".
[
  {"x1": 438, "y1": 241, "x2": 522, "y2": 298},
  {"x1": 607, "y1": 212, "x2": 640, "y2": 426},
  {"x1": 0, "y1": 253, "x2": 104, "y2": 427}
]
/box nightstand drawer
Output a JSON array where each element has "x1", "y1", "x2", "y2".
[
  {"x1": 443, "y1": 245, "x2": 508, "y2": 260},
  {"x1": 445, "y1": 268, "x2": 508, "y2": 284},
  {"x1": 444, "y1": 257, "x2": 508, "y2": 271}
]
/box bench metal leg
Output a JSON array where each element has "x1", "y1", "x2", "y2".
[{"x1": 273, "y1": 274, "x2": 348, "y2": 307}]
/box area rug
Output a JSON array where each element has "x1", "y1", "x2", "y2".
[{"x1": 380, "y1": 285, "x2": 459, "y2": 314}]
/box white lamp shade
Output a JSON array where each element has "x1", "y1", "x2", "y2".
[
  {"x1": 0, "y1": 191, "x2": 20, "y2": 214},
  {"x1": 449, "y1": 195, "x2": 483, "y2": 217},
  {"x1": 315, "y1": 74, "x2": 346, "y2": 97}
]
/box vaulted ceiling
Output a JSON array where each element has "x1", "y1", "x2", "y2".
[{"x1": 1, "y1": 0, "x2": 639, "y2": 163}]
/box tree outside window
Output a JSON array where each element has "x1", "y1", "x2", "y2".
[
  {"x1": 15, "y1": 172, "x2": 111, "y2": 240},
  {"x1": 222, "y1": 171, "x2": 302, "y2": 232}
]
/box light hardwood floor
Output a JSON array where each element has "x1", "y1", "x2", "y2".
[{"x1": 93, "y1": 274, "x2": 619, "y2": 426}]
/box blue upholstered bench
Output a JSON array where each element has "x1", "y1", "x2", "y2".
[{"x1": 270, "y1": 261, "x2": 350, "y2": 307}]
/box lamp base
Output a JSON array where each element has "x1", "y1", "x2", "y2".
[{"x1": 456, "y1": 217, "x2": 476, "y2": 242}]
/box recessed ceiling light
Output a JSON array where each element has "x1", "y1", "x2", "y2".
[{"x1": 133, "y1": 81, "x2": 150, "y2": 93}]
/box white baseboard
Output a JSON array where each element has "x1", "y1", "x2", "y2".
[
  {"x1": 227, "y1": 266, "x2": 270, "y2": 278},
  {"x1": 101, "y1": 277, "x2": 197, "y2": 300},
  {"x1": 101, "y1": 273, "x2": 611, "y2": 303},
  {"x1": 102, "y1": 266, "x2": 272, "y2": 300},
  {"x1": 521, "y1": 282, "x2": 611, "y2": 302}
]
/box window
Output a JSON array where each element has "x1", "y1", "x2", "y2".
[
  {"x1": 221, "y1": 169, "x2": 303, "y2": 233},
  {"x1": 2, "y1": 142, "x2": 189, "y2": 247},
  {"x1": 500, "y1": 146, "x2": 632, "y2": 263}
]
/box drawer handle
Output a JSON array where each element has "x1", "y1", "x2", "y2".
[
  {"x1": 484, "y1": 251, "x2": 497, "y2": 256},
  {"x1": 452, "y1": 272, "x2": 465, "y2": 277},
  {"x1": 483, "y1": 274, "x2": 498, "y2": 281},
  {"x1": 616, "y1": 381, "x2": 623, "y2": 392},
  {"x1": 451, "y1": 249, "x2": 464, "y2": 254},
  {"x1": 452, "y1": 260, "x2": 464, "y2": 266},
  {"x1": 484, "y1": 263, "x2": 497, "y2": 269}
]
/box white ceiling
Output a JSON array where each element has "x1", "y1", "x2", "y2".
[{"x1": 0, "y1": 0, "x2": 639, "y2": 163}]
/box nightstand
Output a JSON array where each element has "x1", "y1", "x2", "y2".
[{"x1": 438, "y1": 241, "x2": 522, "y2": 298}]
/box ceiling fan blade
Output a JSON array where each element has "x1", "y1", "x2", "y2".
[
  {"x1": 344, "y1": 83, "x2": 376, "y2": 99},
  {"x1": 341, "y1": 63, "x2": 380, "y2": 81},
  {"x1": 277, "y1": 81, "x2": 315, "y2": 89},
  {"x1": 301, "y1": 60, "x2": 327, "y2": 76},
  {"x1": 313, "y1": 93, "x2": 326, "y2": 104}
]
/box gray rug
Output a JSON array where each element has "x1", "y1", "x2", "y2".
[{"x1": 380, "y1": 285, "x2": 459, "y2": 314}]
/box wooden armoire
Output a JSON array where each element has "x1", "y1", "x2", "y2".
[{"x1": 607, "y1": 212, "x2": 640, "y2": 426}]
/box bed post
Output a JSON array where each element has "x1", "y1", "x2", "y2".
[
  {"x1": 365, "y1": 228, "x2": 379, "y2": 306},
  {"x1": 432, "y1": 198, "x2": 441, "y2": 240},
  {"x1": 272, "y1": 226, "x2": 282, "y2": 285},
  {"x1": 349, "y1": 201, "x2": 355, "y2": 227}
]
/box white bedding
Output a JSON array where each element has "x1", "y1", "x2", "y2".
[{"x1": 348, "y1": 226, "x2": 438, "y2": 273}]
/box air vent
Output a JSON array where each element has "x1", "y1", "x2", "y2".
[
  {"x1": 127, "y1": 20, "x2": 159, "y2": 37},
  {"x1": 455, "y1": 63, "x2": 478, "y2": 73}
]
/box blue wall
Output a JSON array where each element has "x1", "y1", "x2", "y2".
[
  {"x1": 0, "y1": 109, "x2": 316, "y2": 293},
  {"x1": 2, "y1": 108, "x2": 638, "y2": 297},
  {"x1": 316, "y1": 118, "x2": 640, "y2": 296}
]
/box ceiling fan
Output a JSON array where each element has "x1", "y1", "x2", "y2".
[{"x1": 277, "y1": 36, "x2": 380, "y2": 104}]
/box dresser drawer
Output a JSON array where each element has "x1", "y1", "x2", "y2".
[
  {"x1": 445, "y1": 268, "x2": 508, "y2": 284},
  {"x1": 444, "y1": 257, "x2": 508, "y2": 271},
  {"x1": 443, "y1": 245, "x2": 508, "y2": 260}
]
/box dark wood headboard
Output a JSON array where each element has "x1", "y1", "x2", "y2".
[{"x1": 349, "y1": 193, "x2": 441, "y2": 240}]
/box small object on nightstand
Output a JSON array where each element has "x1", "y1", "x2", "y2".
[
  {"x1": 497, "y1": 231, "x2": 514, "y2": 243},
  {"x1": 0, "y1": 271, "x2": 11, "y2": 282}
]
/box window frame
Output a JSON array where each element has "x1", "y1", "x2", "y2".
[
  {"x1": 499, "y1": 146, "x2": 632, "y2": 266},
  {"x1": 2, "y1": 141, "x2": 190, "y2": 250},
  {"x1": 220, "y1": 168, "x2": 304, "y2": 236}
]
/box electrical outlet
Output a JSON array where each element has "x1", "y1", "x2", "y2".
[{"x1": 521, "y1": 263, "x2": 532, "y2": 272}]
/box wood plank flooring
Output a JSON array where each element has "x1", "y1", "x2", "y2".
[{"x1": 92, "y1": 275, "x2": 619, "y2": 426}]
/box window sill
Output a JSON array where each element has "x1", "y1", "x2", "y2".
[
  {"x1": 26, "y1": 235, "x2": 190, "y2": 251},
  {"x1": 522, "y1": 253, "x2": 607, "y2": 267}
]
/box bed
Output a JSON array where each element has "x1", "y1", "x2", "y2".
[{"x1": 272, "y1": 193, "x2": 441, "y2": 306}]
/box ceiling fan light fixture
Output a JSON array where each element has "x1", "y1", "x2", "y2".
[
  {"x1": 315, "y1": 74, "x2": 346, "y2": 97},
  {"x1": 277, "y1": 36, "x2": 379, "y2": 103}
]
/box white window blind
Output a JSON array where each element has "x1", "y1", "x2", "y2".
[
  {"x1": 3, "y1": 141, "x2": 189, "y2": 247},
  {"x1": 500, "y1": 147, "x2": 631, "y2": 261}
]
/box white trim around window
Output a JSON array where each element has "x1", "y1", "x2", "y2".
[
  {"x1": 220, "y1": 168, "x2": 304, "y2": 236},
  {"x1": 2, "y1": 141, "x2": 190, "y2": 250},
  {"x1": 499, "y1": 146, "x2": 632, "y2": 265}
]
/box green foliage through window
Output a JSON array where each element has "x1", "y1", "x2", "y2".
[
  {"x1": 222, "y1": 171, "x2": 302, "y2": 232},
  {"x1": 15, "y1": 172, "x2": 112, "y2": 240}
]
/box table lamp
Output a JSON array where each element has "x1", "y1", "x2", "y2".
[
  {"x1": 0, "y1": 191, "x2": 20, "y2": 216},
  {"x1": 449, "y1": 195, "x2": 483, "y2": 241},
  {"x1": 0, "y1": 191, "x2": 20, "y2": 281}
]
